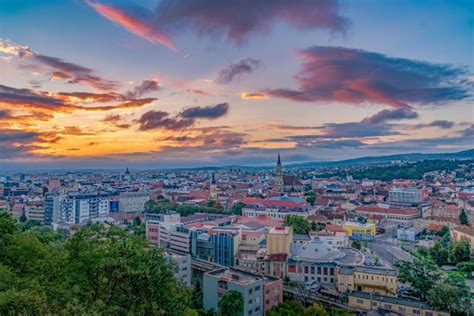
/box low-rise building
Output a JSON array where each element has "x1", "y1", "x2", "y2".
[
  {"x1": 166, "y1": 252, "x2": 191, "y2": 287},
  {"x1": 337, "y1": 266, "x2": 398, "y2": 297},
  {"x1": 343, "y1": 221, "x2": 376, "y2": 240},
  {"x1": 348, "y1": 291, "x2": 449, "y2": 316}
]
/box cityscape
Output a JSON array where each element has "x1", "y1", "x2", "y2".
[{"x1": 0, "y1": 1, "x2": 473, "y2": 316}]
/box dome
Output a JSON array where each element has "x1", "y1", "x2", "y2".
[{"x1": 290, "y1": 237, "x2": 345, "y2": 262}]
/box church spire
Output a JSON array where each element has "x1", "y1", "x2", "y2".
[{"x1": 277, "y1": 152, "x2": 281, "y2": 165}]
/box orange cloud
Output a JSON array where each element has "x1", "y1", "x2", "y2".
[
  {"x1": 87, "y1": 1, "x2": 177, "y2": 52},
  {"x1": 240, "y1": 92, "x2": 268, "y2": 100}
]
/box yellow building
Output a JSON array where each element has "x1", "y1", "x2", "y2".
[
  {"x1": 348, "y1": 291, "x2": 449, "y2": 316},
  {"x1": 343, "y1": 221, "x2": 376, "y2": 239},
  {"x1": 451, "y1": 226, "x2": 474, "y2": 252},
  {"x1": 337, "y1": 266, "x2": 398, "y2": 297},
  {"x1": 267, "y1": 226, "x2": 293, "y2": 255}
]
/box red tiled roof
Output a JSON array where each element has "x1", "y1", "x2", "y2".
[
  {"x1": 242, "y1": 197, "x2": 305, "y2": 208},
  {"x1": 356, "y1": 205, "x2": 419, "y2": 216}
]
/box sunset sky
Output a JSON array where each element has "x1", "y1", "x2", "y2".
[{"x1": 0, "y1": 0, "x2": 472, "y2": 169}]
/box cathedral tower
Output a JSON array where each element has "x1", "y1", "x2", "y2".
[{"x1": 275, "y1": 153, "x2": 284, "y2": 193}]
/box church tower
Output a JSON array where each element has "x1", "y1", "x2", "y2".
[
  {"x1": 275, "y1": 153, "x2": 284, "y2": 193},
  {"x1": 210, "y1": 173, "x2": 218, "y2": 201}
]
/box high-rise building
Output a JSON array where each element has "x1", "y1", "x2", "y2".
[
  {"x1": 44, "y1": 193, "x2": 60, "y2": 225},
  {"x1": 118, "y1": 191, "x2": 150, "y2": 213},
  {"x1": 58, "y1": 192, "x2": 110, "y2": 224}
]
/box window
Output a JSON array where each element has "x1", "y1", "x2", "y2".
[
  {"x1": 384, "y1": 304, "x2": 391, "y2": 310},
  {"x1": 399, "y1": 307, "x2": 405, "y2": 313},
  {"x1": 413, "y1": 309, "x2": 420, "y2": 314},
  {"x1": 357, "y1": 299, "x2": 364, "y2": 304},
  {"x1": 311, "y1": 266, "x2": 315, "y2": 274},
  {"x1": 425, "y1": 312, "x2": 432, "y2": 316},
  {"x1": 304, "y1": 266, "x2": 309, "y2": 274}
]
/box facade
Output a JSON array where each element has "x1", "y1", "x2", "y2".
[
  {"x1": 343, "y1": 222, "x2": 376, "y2": 240},
  {"x1": 267, "y1": 226, "x2": 293, "y2": 255},
  {"x1": 118, "y1": 191, "x2": 150, "y2": 213},
  {"x1": 44, "y1": 194, "x2": 60, "y2": 225},
  {"x1": 355, "y1": 205, "x2": 421, "y2": 225},
  {"x1": 242, "y1": 205, "x2": 314, "y2": 219},
  {"x1": 203, "y1": 267, "x2": 283, "y2": 316},
  {"x1": 166, "y1": 252, "x2": 191, "y2": 287},
  {"x1": 348, "y1": 291, "x2": 449, "y2": 316},
  {"x1": 192, "y1": 228, "x2": 241, "y2": 267},
  {"x1": 58, "y1": 192, "x2": 110, "y2": 224},
  {"x1": 337, "y1": 266, "x2": 398, "y2": 297},
  {"x1": 25, "y1": 204, "x2": 45, "y2": 223},
  {"x1": 388, "y1": 187, "x2": 426, "y2": 207}
]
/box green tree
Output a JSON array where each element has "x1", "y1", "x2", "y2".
[
  {"x1": 232, "y1": 202, "x2": 246, "y2": 215},
  {"x1": 396, "y1": 256, "x2": 440, "y2": 301},
  {"x1": 352, "y1": 239, "x2": 361, "y2": 250},
  {"x1": 218, "y1": 290, "x2": 243, "y2": 316},
  {"x1": 267, "y1": 300, "x2": 304, "y2": 316},
  {"x1": 428, "y1": 272, "x2": 471, "y2": 314},
  {"x1": 306, "y1": 195, "x2": 316, "y2": 206},
  {"x1": 330, "y1": 309, "x2": 354, "y2": 316},
  {"x1": 304, "y1": 303, "x2": 329, "y2": 316},
  {"x1": 284, "y1": 215, "x2": 310, "y2": 234},
  {"x1": 429, "y1": 241, "x2": 449, "y2": 266},
  {"x1": 449, "y1": 241, "x2": 471, "y2": 264},
  {"x1": 439, "y1": 225, "x2": 450, "y2": 237},
  {"x1": 459, "y1": 209, "x2": 469, "y2": 226}
]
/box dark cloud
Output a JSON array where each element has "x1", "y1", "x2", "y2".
[
  {"x1": 0, "y1": 129, "x2": 40, "y2": 142},
  {"x1": 179, "y1": 103, "x2": 229, "y2": 119},
  {"x1": 125, "y1": 80, "x2": 161, "y2": 98},
  {"x1": 266, "y1": 46, "x2": 470, "y2": 108},
  {"x1": 361, "y1": 108, "x2": 418, "y2": 124},
  {"x1": 137, "y1": 111, "x2": 194, "y2": 131},
  {"x1": 162, "y1": 129, "x2": 247, "y2": 148},
  {"x1": 88, "y1": 0, "x2": 348, "y2": 51},
  {"x1": 459, "y1": 124, "x2": 474, "y2": 137},
  {"x1": 0, "y1": 129, "x2": 43, "y2": 159},
  {"x1": 217, "y1": 58, "x2": 261, "y2": 83},
  {"x1": 0, "y1": 84, "x2": 67, "y2": 111},
  {"x1": 413, "y1": 120, "x2": 455, "y2": 129}
]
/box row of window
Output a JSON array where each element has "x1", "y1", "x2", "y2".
[{"x1": 303, "y1": 266, "x2": 335, "y2": 276}]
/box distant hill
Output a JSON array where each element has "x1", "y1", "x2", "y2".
[{"x1": 285, "y1": 149, "x2": 474, "y2": 169}]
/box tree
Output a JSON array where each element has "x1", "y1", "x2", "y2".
[
  {"x1": 0, "y1": 213, "x2": 191, "y2": 315},
  {"x1": 267, "y1": 300, "x2": 304, "y2": 316},
  {"x1": 428, "y1": 273, "x2": 471, "y2": 314},
  {"x1": 306, "y1": 195, "x2": 316, "y2": 206},
  {"x1": 396, "y1": 256, "x2": 440, "y2": 301},
  {"x1": 330, "y1": 309, "x2": 354, "y2": 316},
  {"x1": 449, "y1": 241, "x2": 471, "y2": 264},
  {"x1": 304, "y1": 303, "x2": 329, "y2": 316},
  {"x1": 218, "y1": 291, "x2": 243, "y2": 316},
  {"x1": 284, "y1": 215, "x2": 310, "y2": 234},
  {"x1": 429, "y1": 241, "x2": 449, "y2": 266},
  {"x1": 439, "y1": 225, "x2": 450, "y2": 237},
  {"x1": 459, "y1": 209, "x2": 469, "y2": 226},
  {"x1": 352, "y1": 240, "x2": 361, "y2": 250},
  {"x1": 232, "y1": 202, "x2": 246, "y2": 215}
]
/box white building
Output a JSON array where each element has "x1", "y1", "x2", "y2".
[
  {"x1": 388, "y1": 187, "x2": 425, "y2": 207},
  {"x1": 59, "y1": 192, "x2": 110, "y2": 224},
  {"x1": 166, "y1": 252, "x2": 191, "y2": 287},
  {"x1": 118, "y1": 191, "x2": 150, "y2": 213},
  {"x1": 242, "y1": 205, "x2": 314, "y2": 219}
]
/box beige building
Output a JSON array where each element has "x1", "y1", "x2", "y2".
[
  {"x1": 337, "y1": 266, "x2": 398, "y2": 297},
  {"x1": 267, "y1": 226, "x2": 293, "y2": 255},
  {"x1": 348, "y1": 291, "x2": 449, "y2": 316},
  {"x1": 451, "y1": 226, "x2": 474, "y2": 252}
]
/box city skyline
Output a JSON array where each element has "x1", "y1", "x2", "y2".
[{"x1": 1, "y1": 0, "x2": 473, "y2": 169}]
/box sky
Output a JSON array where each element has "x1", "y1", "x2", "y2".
[{"x1": 0, "y1": 0, "x2": 473, "y2": 169}]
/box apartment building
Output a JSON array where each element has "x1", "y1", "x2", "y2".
[
  {"x1": 118, "y1": 191, "x2": 150, "y2": 213},
  {"x1": 337, "y1": 266, "x2": 398, "y2": 297}
]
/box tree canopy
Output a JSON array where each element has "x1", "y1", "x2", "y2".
[
  {"x1": 0, "y1": 213, "x2": 192, "y2": 315},
  {"x1": 284, "y1": 215, "x2": 310, "y2": 234},
  {"x1": 218, "y1": 290, "x2": 243, "y2": 316}
]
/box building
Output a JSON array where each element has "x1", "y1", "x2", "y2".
[
  {"x1": 267, "y1": 226, "x2": 293, "y2": 255},
  {"x1": 166, "y1": 252, "x2": 191, "y2": 287},
  {"x1": 203, "y1": 267, "x2": 283, "y2": 316},
  {"x1": 118, "y1": 191, "x2": 150, "y2": 213},
  {"x1": 343, "y1": 221, "x2": 376, "y2": 240},
  {"x1": 388, "y1": 187, "x2": 426, "y2": 207},
  {"x1": 451, "y1": 226, "x2": 474, "y2": 252},
  {"x1": 59, "y1": 192, "x2": 110, "y2": 225},
  {"x1": 44, "y1": 194, "x2": 60, "y2": 225},
  {"x1": 348, "y1": 291, "x2": 449, "y2": 316},
  {"x1": 337, "y1": 266, "x2": 398, "y2": 297},
  {"x1": 355, "y1": 205, "x2": 421, "y2": 225},
  {"x1": 192, "y1": 228, "x2": 242, "y2": 267},
  {"x1": 25, "y1": 204, "x2": 45, "y2": 223}
]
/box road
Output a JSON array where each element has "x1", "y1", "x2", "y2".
[{"x1": 370, "y1": 224, "x2": 413, "y2": 268}]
